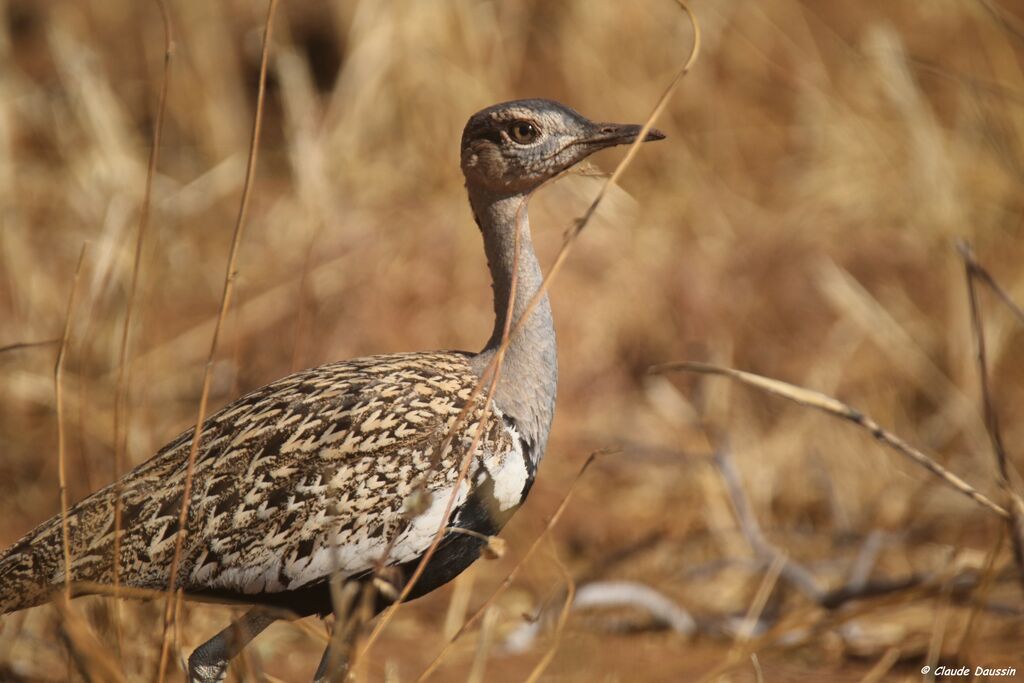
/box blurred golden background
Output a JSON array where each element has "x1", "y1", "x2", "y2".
[{"x1": 1, "y1": 0, "x2": 1023, "y2": 680}]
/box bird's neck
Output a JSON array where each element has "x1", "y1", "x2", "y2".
[{"x1": 468, "y1": 189, "x2": 557, "y2": 460}]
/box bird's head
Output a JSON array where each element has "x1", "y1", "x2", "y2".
[{"x1": 460, "y1": 98, "x2": 665, "y2": 196}]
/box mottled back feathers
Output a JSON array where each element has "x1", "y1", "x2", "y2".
[{"x1": 0, "y1": 351, "x2": 524, "y2": 612}]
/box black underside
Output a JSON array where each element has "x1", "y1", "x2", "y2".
[{"x1": 192, "y1": 430, "x2": 536, "y2": 618}]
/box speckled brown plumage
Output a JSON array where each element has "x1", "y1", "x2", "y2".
[{"x1": 0, "y1": 351, "x2": 521, "y2": 613}]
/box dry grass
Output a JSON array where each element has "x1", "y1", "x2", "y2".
[{"x1": 2, "y1": 0, "x2": 1024, "y2": 681}]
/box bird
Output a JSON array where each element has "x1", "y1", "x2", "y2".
[{"x1": 0, "y1": 98, "x2": 664, "y2": 682}]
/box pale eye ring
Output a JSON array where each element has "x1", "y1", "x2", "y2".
[{"x1": 508, "y1": 121, "x2": 540, "y2": 144}]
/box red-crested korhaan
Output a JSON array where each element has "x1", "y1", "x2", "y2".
[{"x1": 0, "y1": 99, "x2": 664, "y2": 681}]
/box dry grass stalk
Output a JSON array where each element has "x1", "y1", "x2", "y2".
[
  {"x1": 858, "y1": 647, "x2": 901, "y2": 683},
  {"x1": 955, "y1": 526, "x2": 1004, "y2": 668},
  {"x1": 55, "y1": 243, "x2": 89, "y2": 605},
  {"x1": 0, "y1": 339, "x2": 60, "y2": 354},
  {"x1": 523, "y1": 540, "x2": 576, "y2": 683},
  {"x1": 442, "y1": 571, "x2": 476, "y2": 642},
  {"x1": 110, "y1": 0, "x2": 173, "y2": 653},
  {"x1": 734, "y1": 552, "x2": 786, "y2": 645},
  {"x1": 320, "y1": 577, "x2": 361, "y2": 682},
  {"x1": 653, "y1": 361, "x2": 1009, "y2": 519},
  {"x1": 155, "y1": 1, "x2": 280, "y2": 679},
  {"x1": 923, "y1": 576, "x2": 956, "y2": 683},
  {"x1": 53, "y1": 598, "x2": 127, "y2": 683},
  {"x1": 695, "y1": 553, "x2": 786, "y2": 683},
  {"x1": 465, "y1": 606, "x2": 499, "y2": 683},
  {"x1": 750, "y1": 653, "x2": 764, "y2": 683},
  {"x1": 815, "y1": 259, "x2": 978, "y2": 447},
  {"x1": 958, "y1": 239, "x2": 1024, "y2": 591}
]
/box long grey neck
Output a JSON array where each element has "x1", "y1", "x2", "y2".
[{"x1": 467, "y1": 189, "x2": 557, "y2": 461}]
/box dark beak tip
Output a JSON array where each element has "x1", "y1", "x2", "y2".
[{"x1": 589, "y1": 123, "x2": 666, "y2": 147}]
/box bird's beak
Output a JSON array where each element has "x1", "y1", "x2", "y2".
[{"x1": 585, "y1": 122, "x2": 666, "y2": 149}]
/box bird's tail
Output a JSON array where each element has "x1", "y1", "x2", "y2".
[{"x1": 0, "y1": 522, "x2": 62, "y2": 614}]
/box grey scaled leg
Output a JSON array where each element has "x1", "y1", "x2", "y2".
[{"x1": 188, "y1": 608, "x2": 277, "y2": 683}]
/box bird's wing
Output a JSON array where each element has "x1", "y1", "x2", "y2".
[{"x1": 0, "y1": 351, "x2": 518, "y2": 609}]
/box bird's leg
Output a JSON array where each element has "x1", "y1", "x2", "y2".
[{"x1": 187, "y1": 608, "x2": 277, "y2": 683}]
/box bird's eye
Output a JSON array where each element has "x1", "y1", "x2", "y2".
[{"x1": 508, "y1": 121, "x2": 540, "y2": 144}]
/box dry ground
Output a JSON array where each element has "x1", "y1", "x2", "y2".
[{"x1": 1, "y1": 0, "x2": 1023, "y2": 681}]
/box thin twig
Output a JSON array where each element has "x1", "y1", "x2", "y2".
[
  {"x1": 523, "y1": 540, "x2": 576, "y2": 683},
  {"x1": 653, "y1": 362, "x2": 1009, "y2": 519},
  {"x1": 958, "y1": 242, "x2": 1024, "y2": 327},
  {"x1": 957, "y1": 239, "x2": 1024, "y2": 589},
  {"x1": 111, "y1": 0, "x2": 173, "y2": 652},
  {"x1": 56, "y1": 244, "x2": 89, "y2": 604},
  {"x1": 958, "y1": 241, "x2": 1014, "y2": 489},
  {"x1": 713, "y1": 447, "x2": 824, "y2": 602},
  {"x1": 155, "y1": 1, "x2": 279, "y2": 680}
]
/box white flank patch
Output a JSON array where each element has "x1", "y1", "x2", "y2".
[{"x1": 485, "y1": 423, "x2": 529, "y2": 511}]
